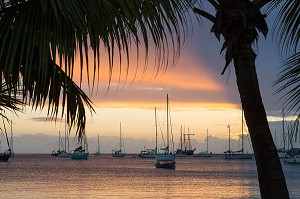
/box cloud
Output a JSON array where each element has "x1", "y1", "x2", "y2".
[{"x1": 29, "y1": 117, "x2": 55, "y2": 122}]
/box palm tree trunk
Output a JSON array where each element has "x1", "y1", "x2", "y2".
[{"x1": 233, "y1": 45, "x2": 289, "y2": 198}]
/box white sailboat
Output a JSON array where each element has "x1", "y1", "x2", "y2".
[
  {"x1": 139, "y1": 107, "x2": 158, "y2": 158},
  {"x1": 155, "y1": 94, "x2": 175, "y2": 169},
  {"x1": 194, "y1": 129, "x2": 212, "y2": 157},
  {"x1": 94, "y1": 134, "x2": 101, "y2": 156},
  {"x1": 277, "y1": 109, "x2": 288, "y2": 158},
  {"x1": 112, "y1": 122, "x2": 126, "y2": 157},
  {"x1": 58, "y1": 120, "x2": 70, "y2": 158},
  {"x1": 224, "y1": 110, "x2": 253, "y2": 159}
]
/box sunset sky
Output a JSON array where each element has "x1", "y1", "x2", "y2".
[{"x1": 1, "y1": 10, "x2": 298, "y2": 154}]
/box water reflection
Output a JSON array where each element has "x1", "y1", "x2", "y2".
[{"x1": 0, "y1": 154, "x2": 298, "y2": 198}]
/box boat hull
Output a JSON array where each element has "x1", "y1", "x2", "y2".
[
  {"x1": 112, "y1": 153, "x2": 126, "y2": 157},
  {"x1": 194, "y1": 152, "x2": 212, "y2": 157},
  {"x1": 277, "y1": 150, "x2": 288, "y2": 158},
  {"x1": 185, "y1": 149, "x2": 196, "y2": 155},
  {"x1": 175, "y1": 153, "x2": 187, "y2": 157},
  {"x1": 155, "y1": 161, "x2": 175, "y2": 169},
  {"x1": 156, "y1": 154, "x2": 175, "y2": 161},
  {"x1": 58, "y1": 152, "x2": 70, "y2": 158},
  {"x1": 139, "y1": 154, "x2": 156, "y2": 158},
  {"x1": 284, "y1": 156, "x2": 300, "y2": 164},
  {"x1": 71, "y1": 153, "x2": 89, "y2": 159},
  {"x1": 0, "y1": 154, "x2": 10, "y2": 162},
  {"x1": 225, "y1": 153, "x2": 253, "y2": 159}
]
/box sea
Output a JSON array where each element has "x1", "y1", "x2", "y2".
[{"x1": 0, "y1": 154, "x2": 299, "y2": 199}]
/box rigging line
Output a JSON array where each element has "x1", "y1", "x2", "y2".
[{"x1": 157, "y1": 113, "x2": 166, "y2": 147}]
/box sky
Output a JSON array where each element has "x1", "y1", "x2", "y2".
[{"x1": 1, "y1": 8, "x2": 299, "y2": 154}]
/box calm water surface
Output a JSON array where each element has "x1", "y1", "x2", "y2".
[{"x1": 0, "y1": 154, "x2": 299, "y2": 198}]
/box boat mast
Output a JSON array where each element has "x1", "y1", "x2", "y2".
[
  {"x1": 206, "y1": 129, "x2": 209, "y2": 153},
  {"x1": 64, "y1": 118, "x2": 67, "y2": 152},
  {"x1": 97, "y1": 134, "x2": 100, "y2": 153},
  {"x1": 119, "y1": 122, "x2": 122, "y2": 152},
  {"x1": 59, "y1": 130, "x2": 61, "y2": 151},
  {"x1": 10, "y1": 121, "x2": 13, "y2": 151},
  {"x1": 180, "y1": 125, "x2": 183, "y2": 150},
  {"x1": 155, "y1": 107, "x2": 158, "y2": 153},
  {"x1": 242, "y1": 109, "x2": 244, "y2": 154},
  {"x1": 166, "y1": 94, "x2": 169, "y2": 153},
  {"x1": 282, "y1": 109, "x2": 285, "y2": 150},
  {"x1": 228, "y1": 125, "x2": 231, "y2": 152}
]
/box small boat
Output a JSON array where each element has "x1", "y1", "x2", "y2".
[
  {"x1": 224, "y1": 112, "x2": 253, "y2": 159},
  {"x1": 51, "y1": 150, "x2": 60, "y2": 156},
  {"x1": 71, "y1": 136, "x2": 89, "y2": 159},
  {"x1": 277, "y1": 148, "x2": 288, "y2": 158},
  {"x1": 175, "y1": 127, "x2": 196, "y2": 156},
  {"x1": 139, "y1": 108, "x2": 159, "y2": 158},
  {"x1": 276, "y1": 110, "x2": 288, "y2": 158},
  {"x1": 51, "y1": 131, "x2": 62, "y2": 156},
  {"x1": 0, "y1": 149, "x2": 11, "y2": 162},
  {"x1": 284, "y1": 148, "x2": 300, "y2": 164},
  {"x1": 54, "y1": 119, "x2": 70, "y2": 158},
  {"x1": 175, "y1": 126, "x2": 187, "y2": 157},
  {"x1": 70, "y1": 146, "x2": 89, "y2": 159},
  {"x1": 155, "y1": 94, "x2": 175, "y2": 169},
  {"x1": 112, "y1": 123, "x2": 126, "y2": 157},
  {"x1": 155, "y1": 149, "x2": 175, "y2": 169},
  {"x1": 94, "y1": 134, "x2": 101, "y2": 155},
  {"x1": 57, "y1": 130, "x2": 70, "y2": 158},
  {"x1": 58, "y1": 150, "x2": 70, "y2": 158},
  {"x1": 154, "y1": 159, "x2": 175, "y2": 169},
  {"x1": 139, "y1": 148, "x2": 157, "y2": 158},
  {"x1": 194, "y1": 129, "x2": 212, "y2": 157},
  {"x1": 183, "y1": 128, "x2": 196, "y2": 155},
  {"x1": 0, "y1": 123, "x2": 13, "y2": 162},
  {"x1": 284, "y1": 154, "x2": 300, "y2": 164}
]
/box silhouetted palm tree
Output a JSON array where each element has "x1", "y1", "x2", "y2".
[{"x1": 192, "y1": 0, "x2": 295, "y2": 198}]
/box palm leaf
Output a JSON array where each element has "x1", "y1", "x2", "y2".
[
  {"x1": 274, "y1": 52, "x2": 300, "y2": 113},
  {"x1": 0, "y1": 0, "x2": 192, "y2": 138},
  {"x1": 270, "y1": 0, "x2": 300, "y2": 56}
]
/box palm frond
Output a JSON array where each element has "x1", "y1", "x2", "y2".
[
  {"x1": 0, "y1": 0, "x2": 192, "y2": 138},
  {"x1": 274, "y1": 52, "x2": 300, "y2": 113},
  {"x1": 193, "y1": 0, "x2": 268, "y2": 75},
  {"x1": 269, "y1": 0, "x2": 300, "y2": 56}
]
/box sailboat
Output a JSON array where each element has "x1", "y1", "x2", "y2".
[
  {"x1": 0, "y1": 141, "x2": 11, "y2": 162},
  {"x1": 175, "y1": 125, "x2": 187, "y2": 157},
  {"x1": 139, "y1": 108, "x2": 158, "y2": 158},
  {"x1": 112, "y1": 122, "x2": 126, "y2": 157},
  {"x1": 224, "y1": 110, "x2": 253, "y2": 159},
  {"x1": 155, "y1": 94, "x2": 175, "y2": 169},
  {"x1": 51, "y1": 131, "x2": 61, "y2": 156},
  {"x1": 58, "y1": 120, "x2": 70, "y2": 158},
  {"x1": 194, "y1": 129, "x2": 212, "y2": 157},
  {"x1": 183, "y1": 128, "x2": 196, "y2": 155},
  {"x1": 0, "y1": 123, "x2": 12, "y2": 161},
  {"x1": 94, "y1": 134, "x2": 101, "y2": 155},
  {"x1": 277, "y1": 109, "x2": 288, "y2": 158},
  {"x1": 70, "y1": 135, "x2": 89, "y2": 159}
]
